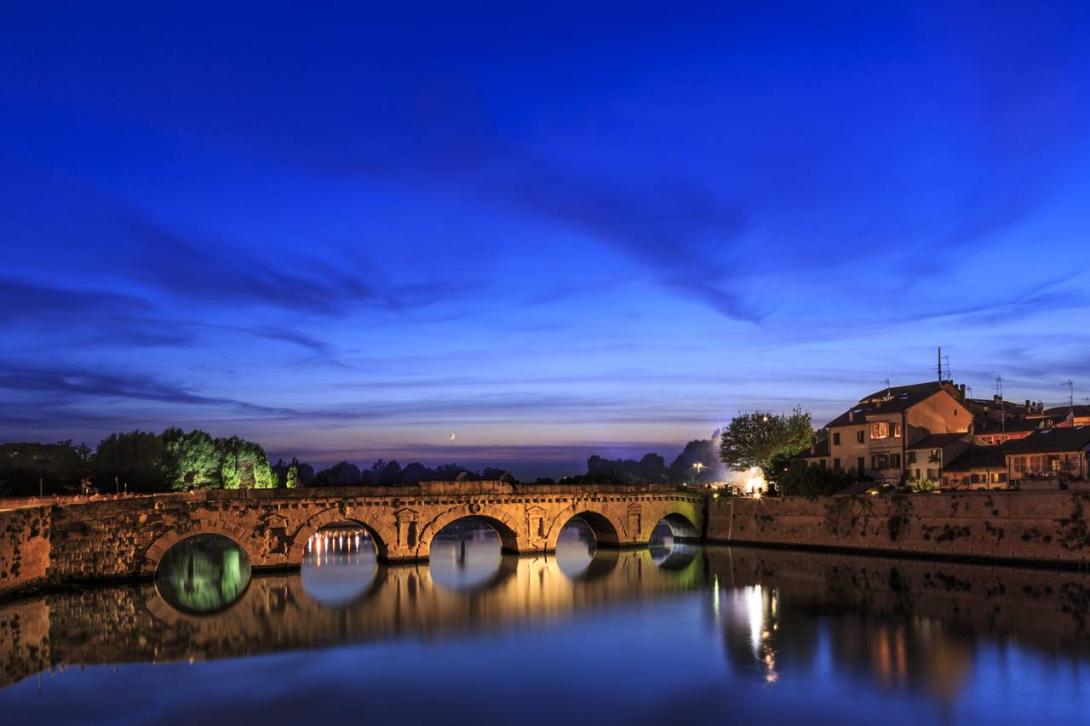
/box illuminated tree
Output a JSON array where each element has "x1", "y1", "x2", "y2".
[
  {"x1": 217, "y1": 436, "x2": 276, "y2": 489},
  {"x1": 163, "y1": 428, "x2": 221, "y2": 490},
  {"x1": 719, "y1": 407, "x2": 813, "y2": 472},
  {"x1": 285, "y1": 463, "x2": 299, "y2": 489}
]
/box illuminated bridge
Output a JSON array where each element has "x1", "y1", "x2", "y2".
[{"x1": 0, "y1": 481, "x2": 706, "y2": 593}]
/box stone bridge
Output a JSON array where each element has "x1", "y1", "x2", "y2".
[{"x1": 0, "y1": 481, "x2": 706, "y2": 593}]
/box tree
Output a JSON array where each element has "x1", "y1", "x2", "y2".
[
  {"x1": 771, "y1": 456, "x2": 853, "y2": 496},
  {"x1": 218, "y1": 436, "x2": 276, "y2": 489},
  {"x1": 719, "y1": 408, "x2": 813, "y2": 472},
  {"x1": 668, "y1": 438, "x2": 723, "y2": 484},
  {"x1": 377, "y1": 459, "x2": 402, "y2": 486},
  {"x1": 162, "y1": 428, "x2": 221, "y2": 490},
  {"x1": 637, "y1": 453, "x2": 667, "y2": 483},
  {"x1": 315, "y1": 461, "x2": 362, "y2": 486},
  {"x1": 93, "y1": 431, "x2": 167, "y2": 492},
  {"x1": 285, "y1": 463, "x2": 299, "y2": 489}
]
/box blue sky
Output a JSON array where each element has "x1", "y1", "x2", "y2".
[{"x1": 3, "y1": 2, "x2": 1090, "y2": 477}]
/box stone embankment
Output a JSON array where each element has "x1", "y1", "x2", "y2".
[{"x1": 709, "y1": 490, "x2": 1090, "y2": 566}]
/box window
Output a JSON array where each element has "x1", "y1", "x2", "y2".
[
  {"x1": 819, "y1": 459, "x2": 827, "y2": 469},
  {"x1": 908, "y1": 451, "x2": 917, "y2": 464},
  {"x1": 833, "y1": 432, "x2": 841, "y2": 446},
  {"x1": 926, "y1": 467, "x2": 937, "y2": 479},
  {"x1": 833, "y1": 458, "x2": 841, "y2": 471},
  {"x1": 856, "y1": 430, "x2": 865, "y2": 444},
  {"x1": 1013, "y1": 457, "x2": 1025, "y2": 473},
  {"x1": 893, "y1": 422, "x2": 902, "y2": 438},
  {"x1": 997, "y1": 473, "x2": 1007, "y2": 482},
  {"x1": 891, "y1": 453, "x2": 901, "y2": 469},
  {"x1": 870, "y1": 422, "x2": 889, "y2": 439},
  {"x1": 872, "y1": 453, "x2": 890, "y2": 469}
]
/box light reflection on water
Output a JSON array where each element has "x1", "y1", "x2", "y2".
[
  {"x1": 153, "y1": 533, "x2": 251, "y2": 615},
  {"x1": 7, "y1": 539, "x2": 1090, "y2": 723},
  {"x1": 301, "y1": 526, "x2": 378, "y2": 605}
]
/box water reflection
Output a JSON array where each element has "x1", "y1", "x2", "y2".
[
  {"x1": 301, "y1": 525, "x2": 378, "y2": 606},
  {"x1": 429, "y1": 518, "x2": 505, "y2": 591},
  {"x1": 8, "y1": 546, "x2": 1090, "y2": 723},
  {"x1": 648, "y1": 519, "x2": 699, "y2": 570},
  {"x1": 555, "y1": 518, "x2": 597, "y2": 578},
  {"x1": 154, "y1": 533, "x2": 251, "y2": 615}
]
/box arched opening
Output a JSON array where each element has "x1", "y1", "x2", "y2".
[
  {"x1": 428, "y1": 517, "x2": 518, "y2": 592},
  {"x1": 555, "y1": 516, "x2": 597, "y2": 577},
  {"x1": 154, "y1": 533, "x2": 251, "y2": 615},
  {"x1": 554, "y1": 514, "x2": 623, "y2": 580},
  {"x1": 649, "y1": 513, "x2": 700, "y2": 570},
  {"x1": 301, "y1": 522, "x2": 380, "y2": 606}
]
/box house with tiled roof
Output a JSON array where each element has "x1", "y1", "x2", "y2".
[
  {"x1": 1005, "y1": 426, "x2": 1090, "y2": 484},
  {"x1": 813, "y1": 381, "x2": 972, "y2": 483},
  {"x1": 942, "y1": 445, "x2": 1009, "y2": 489},
  {"x1": 906, "y1": 433, "x2": 971, "y2": 484}
]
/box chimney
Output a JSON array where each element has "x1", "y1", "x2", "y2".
[
  {"x1": 958, "y1": 383, "x2": 966, "y2": 398},
  {"x1": 848, "y1": 410, "x2": 853, "y2": 423}
]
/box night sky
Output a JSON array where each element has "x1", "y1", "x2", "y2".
[{"x1": 3, "y1": 3, "x2": 1090, "y2": 477}]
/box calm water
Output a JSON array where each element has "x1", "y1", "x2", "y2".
[{"x1": 3, "y1": 518, "x2": 1090, "y2": 725}]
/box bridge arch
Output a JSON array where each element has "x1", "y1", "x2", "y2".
[
  {"x1": 288, "y1": 509, "x2": 391, "y2": 564},
  {"x1": 656, "y1": 512, "x2": 700, "y2": 540},
  {"x1": 546, "y1": 509, "x2": 623, "y2": 551},
  {"x1": 141, "y1": 522, "x2": 256, "y2": 576},
  {"x1": 415, "y1": 506, "x2": 524, "y2": 558}
]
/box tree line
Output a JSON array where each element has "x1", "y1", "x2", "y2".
[
  {"x1": 566, "y1": 407, "x2": 857, "y2": 496},
  {"x1": 1, "y1": 406, "x2": 852, "y2": 497},
  {"x1": 0, "y1": 429, "x2": 521, "y2": 497},
  {"x1": 0, "y1": 429, "x2": 277, "y2": 496}
]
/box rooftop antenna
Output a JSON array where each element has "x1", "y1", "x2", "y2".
[
  {"x1": 942, "y1": 354, "x2": 951, "y2": 383},
  {"x1": 1062, "y1": 380, "x2": 1075, "y2": 410},
  {"x1": 937, "y1": 347, "x2": 943, "y2": 384},
  {"x1": 996, "y1": 375, "x2": 1005, "y2": 434},
  {"x1": 881, "y1": 378, "x2": 891, "y2": 399}
]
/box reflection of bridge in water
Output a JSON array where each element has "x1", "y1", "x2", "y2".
[
  {"x1": 0, "y1": 544, "x2": 706, "y2": 690},
  {"x1": 6, "y1": 544, "x2": 1090, "y2": 703}
]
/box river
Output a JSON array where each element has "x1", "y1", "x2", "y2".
[{"x1": 2, "y1": 519, "x2": 1090, "y2": 724}]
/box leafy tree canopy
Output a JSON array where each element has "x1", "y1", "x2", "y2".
[{"x1": 719, "y1": 407, "x2": 813, "y2": 472}]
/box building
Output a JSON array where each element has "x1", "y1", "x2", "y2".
[
  {"x1": 1036, "y1": 405, "x2": 1090, "y2": 428},
  {"x1": 1005, "y1": 426, "x2": 1090, "y2": 484},
  {"x1": 817, "y1": 381, "x2": 973, "y2": 483},
  {"x1": 941, "y1": 445, "x2": 1008, "y2": 490},
  {"x1": 971, "y1": 418, "x2": 1037, "y2": 446},
  {"x1": 906, "y1": 433, "x2": 971, "y2": 484}
]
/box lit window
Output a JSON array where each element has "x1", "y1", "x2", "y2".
[
  {"x1": 893, "y1": 423, "x2": 902, "y2": 438},
  {"x1": 870, "y1": 422, "x2": 889, "y2": 439}
]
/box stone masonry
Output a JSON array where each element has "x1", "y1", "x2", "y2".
[{"x1": 0, "y1": 481, "x2": 705, "y2": 595}]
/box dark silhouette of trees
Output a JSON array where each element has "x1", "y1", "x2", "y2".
[
  {"x1": 315, "y1": 461, "x2": 362, "y2": 486},
  {"x1": 93, "y1": 431, "x2": 167, "y2": 492},
  {"x1": 769, "y1": 454, "x2": 853, "y2": 496},
  {"x1": 0, "y1": 441, "x2": 91, "y2": 496}
]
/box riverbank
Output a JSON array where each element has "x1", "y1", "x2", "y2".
[{"x1": 708, "y1": 490, "x2": 1090, "y2": 568}]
